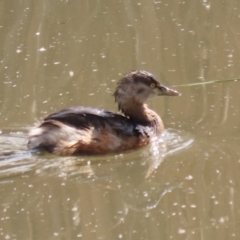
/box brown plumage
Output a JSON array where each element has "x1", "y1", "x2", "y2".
[{"x1": 28, "y1": 70, "x2": 180, "y2": 156}]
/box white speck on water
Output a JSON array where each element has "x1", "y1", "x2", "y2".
[
  {"x1": 219, "y1": 217, "x2": 225, "y2": 223},
  {"x1": 185, "y1": 175, "x2": 193, "y2": 180},
  {"x1": 143, "y1": 191, "x2": 148, "y2": 197},
  {"x1": 16, "y1": 49, "x2": 22, "y2": 53},
  {"x1": 145, "y1": 212, "x2": 150, "y2": 218},
  {"x1": 72, "y1": 206, "x2": 78, "y2": 212},
  {"x1": 69, "y1": 71, "x2": 74, "y2": 77},
  {"x1": 36, "y1": 32, "x2": 40, "y2": 35},
  {"x1": 39, "y1": 47, "x2": 46, "y2": 52},
  {"x1": 205, "y1": 4, "x2": 211, "y2": 10},
  {"x1": 54, "y1": 62, "x2": 60, "y2": 65},
  {"x1": 178, "y1": 228, "x2": 186, "y2": 234}
]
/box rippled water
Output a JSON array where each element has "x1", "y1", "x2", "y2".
[
  {"x1": 0, "y1": 128, "x2": 193, "y2": 181},
  {"x1": 0, "y1": 127, "x2": 195, "y2": 239},
  {"x1": 1, "y1": 0, "x2": 240, "y2": 239}
]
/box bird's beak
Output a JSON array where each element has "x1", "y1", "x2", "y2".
[{"x1": 157, "y1": 85, "x2": 180, "y2": 96}]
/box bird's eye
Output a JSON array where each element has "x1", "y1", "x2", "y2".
[{"x1": 150, "y1": 83, "x2": 156, "y2": 89}]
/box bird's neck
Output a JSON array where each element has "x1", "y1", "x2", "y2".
[{"x1": 118, "y1": 100, "x2": 164, "y2": 133}]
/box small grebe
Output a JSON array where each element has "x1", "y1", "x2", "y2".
[{"x1": 28, "y1": 70, "x2": 180, "y2": 156}]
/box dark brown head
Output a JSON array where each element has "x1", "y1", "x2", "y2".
[{"x1": 114, "y1": 70, "x2": 180, "y2": 107}]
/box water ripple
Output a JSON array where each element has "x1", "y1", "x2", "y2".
[{"x1": 0, "y1": 128, "x2": 194, "y2": 181}]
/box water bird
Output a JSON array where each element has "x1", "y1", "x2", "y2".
[{"x1": 28, "y1": 70, "x2": 180, "y2": 155}]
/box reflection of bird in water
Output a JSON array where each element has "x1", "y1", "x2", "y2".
[{"x1": 28, "y1": 70, "x2": 180, "y2": 156}]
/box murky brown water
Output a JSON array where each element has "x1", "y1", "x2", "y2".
[{"x1": 1, "y1": 0, "x2": 240, "y2": 239}]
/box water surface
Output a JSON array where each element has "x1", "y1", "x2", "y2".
[{"x1": 1, "y1": 0, "x2": 240, "y2": 239}]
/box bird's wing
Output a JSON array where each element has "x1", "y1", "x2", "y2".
[{"x1": 44, "y1": 106, "x2": 139, "y2": 136}]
